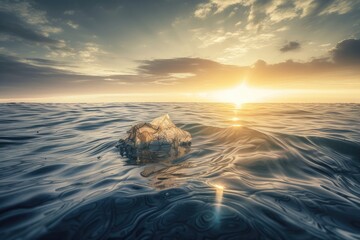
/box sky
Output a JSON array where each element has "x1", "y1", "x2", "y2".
[{"x1": 0, "y1": 0, "x2": 360, "y2": 103}]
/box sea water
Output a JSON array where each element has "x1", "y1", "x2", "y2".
[{"x1": 0, "y1": 103, "x2": 359, "y2": 239}]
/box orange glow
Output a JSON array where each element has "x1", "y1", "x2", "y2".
[{"x1": 206, "y1": 82, "x2": 280, "y2": 107}]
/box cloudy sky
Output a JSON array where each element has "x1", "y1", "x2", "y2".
[{"x1": 1, "y1": 0, "x2": 360, "y2": 102}]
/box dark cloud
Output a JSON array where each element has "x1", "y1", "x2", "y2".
[
  {"x1": 135, "y1": 54, "x2": 360, "y2": 91},
  {"x1": 0, "y1": 54, "x2": 151, "y2": 87},
  {"x1": 137, "y1": 58, "x2": 223, "y2": 75},
  {"x1": 25, "y1": 58, "x2": 73, "y2": 67},
  {"x1": 331, "y1": 39, "x2": 360, "y2": 65},
  {"x1": 0, "y1": 54, "x2": 182, "y2": 97},
  {"x1": 247, "y1": 0, "x2": 273, "y2": 29},
  {"x1": 251, "y1": 58, "x2": 335, "y2": 81},
  {"x1": 280, "y1": 41, "x2": 301, "y2": 52},
  {"x1": 0, "y1": 11, "x2": 60, "y2": 45},
  {"x1": 136, "y1": 57, "x2": 246, "y2": 90},
  {"x1": 0, "y1": 54, "x2": 237, "y2": 97},
  {"x1": 0, "y1": 54, "x2": 84, "y2": 85},
  {"x1": 0, "y1": 54, "x2": 126, "y2": 98}
]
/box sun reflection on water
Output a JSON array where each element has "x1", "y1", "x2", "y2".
[
  {"x1": 230, "y1": 112, "x2": 242, "y2": 127},
  {"x1": 211, "y1": 183, "x2": 224, "y2": 220}
]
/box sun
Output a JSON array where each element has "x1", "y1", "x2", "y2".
[
  {"x1": 211, "y1": 82, "x2": 257, "y2": 107},
  {"x1": 196, "y1": 82, "x2": 280, "y2": 106},
  {"x1": 228, "y1": 82, "x2": 252, "y2": 107}
]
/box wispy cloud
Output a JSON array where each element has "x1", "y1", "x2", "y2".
[
  {"x1": 194, "y1": 0, "x2": 243, "y2": 18},
  {"x1": 191, "y1": 28, "x2": 241, "y2": 48},
  {"x1": 46, "y1": 42, "x2": 106, "y2": 63},
  {"x1": 194, "y1": 0, "x2": 359, "y2": 31},
  {"x1": 66, "y1": 21, "x2": 79, "y2": 29},
  {"x1": 0, "y1": 0, "x2": 62, "y2": 35},
  {"x1": 0, "y1": 11, "x2": 60, "y2": 44},
  {"x1": 64, "y1": 10, "x2": 75, "y2": 15}
]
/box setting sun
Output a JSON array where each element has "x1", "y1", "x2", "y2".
[
  {"x1": 214, "y1": 82, "x2": 251, "y2": 107},
  {"x1": 206, "y1": 82, "x2": 279, "y2": 107}
]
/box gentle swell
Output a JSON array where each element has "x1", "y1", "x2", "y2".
[{"x1": 0, "y1": 103, "x2": 360, "y2": 239}]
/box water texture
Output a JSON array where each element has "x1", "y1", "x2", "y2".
[{"x1": 0, "y1": 103, "x2": 360, "y2": 239}]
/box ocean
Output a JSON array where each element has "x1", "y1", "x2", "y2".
[{"x1": 0, "y1": 103, "x2": 360, "y2": 239}]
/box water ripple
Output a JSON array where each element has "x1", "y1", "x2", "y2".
[{"x1": 0, "y1": 103, "x2": 360, "y2": 239}]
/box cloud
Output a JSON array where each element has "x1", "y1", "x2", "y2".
[
  {"x1": 191, "y1": 28, "x2": 241, "y2": 48},
  {"x1": 194, "y1": 3, "x2": 213, "y2": 19},
  {"x1": 135, "y1": 39, "x2": 360, "y2": 88},
  {"x1": 194, "y1": 0, "x2": 295, "y2": 30},
  {"x1": 25, "y1": 58, "x2": 73, "y2": 67},
  {"x1": 0, "y1": 54, "x2": 201, "y2": 97},
  {"x1": 280, "y1": 41, "x2": 301, "y2": 52},
  {"x1": 194, "y1": 0, "x2": 242, "y2": 18},
  {"x1": 0, "y1": 54, "x2": 141, "y2": 97},
  {"x1": 78, "y1": 43, "x2": 107, "y2": 62},
  {"x1": 298, "y1": 0, "x2": 355, "y2": 17},
  {"x1": 0, "y1": 11, "x2": 60, "y2": 45},
  {"x1": 0, "y1": 55, "x2": 233, "y2": 97},
  {"x1": 0, "y1": 1, "x2": 62, "y2": 35},
  {"x1": 0, "y1": 1, "x2": 64, "y2": 48},
  {"x1": 1, "y1": 38, "x2": 360, "y2": 98},
  {"x1": 276, "y1": 26, "x2": 288, "y2": 32},
  {"x1": 66, "y1": 21, "x2": 79, "y2": 29},
  {"x1": 0, "y1": 54, "x2": 86, "y2": 84},
  {"x1": 136, "y1": 57, "x2": 248, "y2": 89},
  {"x1": 331, "y1": 39, "x2": 360, "y2": 65},
  {"x1": 194, "y1": 0, "x2": 358, "y2": 30},
  {"x1": 137, "y1": 58, "x2": 223, "y2": 75},
  {"x1": 64, "y1": 10, "x2": 75, "y2": 15},
  {"x1": 46, "y1": 42, "x2": 106, "y2": 63}
]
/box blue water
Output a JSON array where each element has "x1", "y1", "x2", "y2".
[{"x1": 0, "y1": 103, "x2": 360, "y2": 239}]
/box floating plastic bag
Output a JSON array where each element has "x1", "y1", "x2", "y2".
[{"x1": 117, "y1": 114, "x2": 191, "y2": 161}]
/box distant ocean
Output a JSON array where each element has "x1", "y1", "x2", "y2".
[{"x1": 1, "y1": 103, "x2": 360, "y2": 239}]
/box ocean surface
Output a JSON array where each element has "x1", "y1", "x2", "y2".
[{"x1": 0, "y1": 103, "x2": 360, "y2": 240}]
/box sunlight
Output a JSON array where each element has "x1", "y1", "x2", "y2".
[
  {"x1": 211, "y1": 183, "x2": 225, "y2": 219},
  {"x1": 230, "y1": 116, "x2": 242, "y2": 127},
  {"x1": 208, "y1": 82, "x2": 280, "y2": 107},
  {"x1": 210, "y1": 183, "x2": 225, "y2": 205},
  {"x1": 211, "y1": 82, "x2": 256, "y2": 107},
  {"x1": 214, "y1": 184, "x2": 224, "y2": 191}
]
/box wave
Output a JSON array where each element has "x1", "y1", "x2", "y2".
[{"x1": 0, "y1": 103, "x2": 360, "y2": 239}]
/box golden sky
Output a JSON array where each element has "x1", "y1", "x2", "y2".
[{"x1": 1, "y1": 0, "x2": 360, "y2": 103}]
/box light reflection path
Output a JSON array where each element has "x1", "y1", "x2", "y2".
[
  {"x1": 231, "y1": 107, "x2": 242, "y2": 127},
  {"x1": 213, "y1": 184, "x2": 224, "y2": 222}
]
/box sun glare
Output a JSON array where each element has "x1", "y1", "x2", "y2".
[
  {"x1": 210, "y1": 82, "x2": 257, "y2": 107},
  {"x1": 209, "y1": 82, "x2": 278, "y2": 107}
]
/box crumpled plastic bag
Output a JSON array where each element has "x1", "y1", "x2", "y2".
[{"x1": 117, "y1": 114, "x2": 191, "y2": 161}]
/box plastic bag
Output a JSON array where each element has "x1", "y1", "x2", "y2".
[{"x1": 117, "y1": 114, "x2": 191, "y2": 161}]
